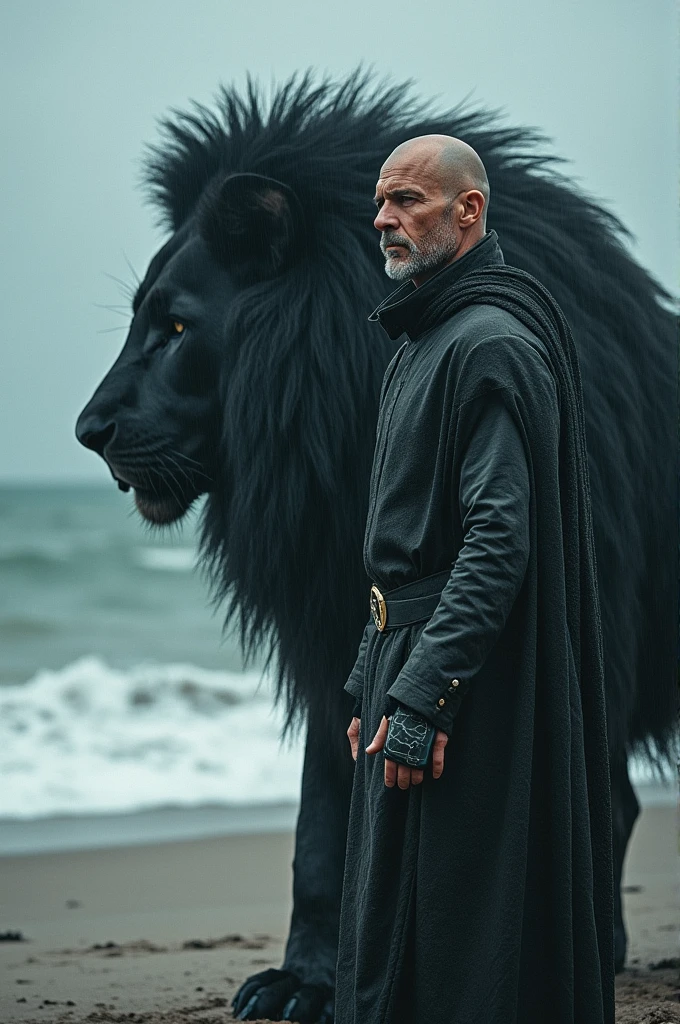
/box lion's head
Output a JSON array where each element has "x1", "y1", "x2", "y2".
[{"x1": 76, "y1": 172, "x2": 309, "y2": 526}]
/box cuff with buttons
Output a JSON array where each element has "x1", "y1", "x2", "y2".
[
  {"x1": 431, "y1": 677, "x2": 470, "y2": 733},
  {"x1": 385, "y1": 675, "x2": 470, "y2": 736}
]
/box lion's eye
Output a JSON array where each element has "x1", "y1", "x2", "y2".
[{"x1": 172, "y1": 321, "x2": 185, "y2": 334}]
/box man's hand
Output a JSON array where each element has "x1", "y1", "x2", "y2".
[
  {"x1": 347, "y1": 716, "x2": 361, "y2": 761},
  {"x1": 366, "y1": 714, "x2": 448, "y2": 788}
]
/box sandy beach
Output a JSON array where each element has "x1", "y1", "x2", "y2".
[{"x1": 1, "y1": 793, "x2": 678, "y2": 1024}]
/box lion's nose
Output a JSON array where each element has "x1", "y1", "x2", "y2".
[{"x1": 76, "y1": 415, "x2": 117, "y2": 457}]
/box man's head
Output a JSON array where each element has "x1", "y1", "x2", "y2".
[{"x1": 373, "y1": 135, "x2": 489, "y2": 285}]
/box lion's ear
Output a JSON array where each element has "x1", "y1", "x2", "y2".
[{"x1": 198, "y1": 172, "x2": 304, "y2": 283}]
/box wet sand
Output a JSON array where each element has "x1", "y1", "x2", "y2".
[{"x1": 0, "y1": 799, "x2": 677, "y2": 1023}]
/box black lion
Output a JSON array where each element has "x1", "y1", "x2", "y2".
[{"x1": 76, "y1": 69, "x2": 677, "y2": 1023}]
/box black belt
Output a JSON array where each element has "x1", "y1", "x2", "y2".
[{"x1": 369, "y1": 570, "x2": 451, "y2": 632}]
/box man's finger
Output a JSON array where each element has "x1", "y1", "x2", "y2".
[
  {"x1": 347, "y1": 717, "x2": 360, "y2": 761},
  {"x1": 397, "y1": 763, "x2": 411, "y2": 790},
  {"x1": 410, "y1": 767, "x2": 424, "y2": 785},
  {"x1": 366, "y1": 715, "x2": 389, "y2": 754},
  {"x1": 384, "y1": 757, "x2": 397, "y2": 787},
  {"x1": 432, "y1": 729, "x2": 448, "y2": 778}
]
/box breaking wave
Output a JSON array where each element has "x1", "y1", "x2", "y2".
[{"x1": 0, "y1": 657, "x2": 305, "y2": 819}]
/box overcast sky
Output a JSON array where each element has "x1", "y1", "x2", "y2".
[{"x1": 0, "y1": 0, "x2": 676, "y2": 481}]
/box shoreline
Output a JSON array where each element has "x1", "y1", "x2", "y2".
[{"x1": 0, "y1": 804, "x2": 300, "y2": 857}]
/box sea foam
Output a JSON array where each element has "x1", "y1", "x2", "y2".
[{"x1": 0, "y1": 657, "x2": 304, "y2": 818}]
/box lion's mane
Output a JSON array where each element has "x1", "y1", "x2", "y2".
[{"x1": 143, "y1": 68, "x2": 677, "y2": 764}]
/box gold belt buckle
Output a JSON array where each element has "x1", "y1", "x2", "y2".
[{"x1": 370, "y1": 584, "x2": 387, "y2": 632}]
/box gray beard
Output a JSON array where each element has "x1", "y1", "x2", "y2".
[{"x1": 381, "y1": 219, "x2": 458, "y2": 282}]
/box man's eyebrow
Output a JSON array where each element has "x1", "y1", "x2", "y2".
[{"x1": 373, "y1": 186, "x2": 424, "y2": 205}]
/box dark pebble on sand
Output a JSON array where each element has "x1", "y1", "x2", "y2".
[
  {"x1": 0, "y1": 930, "x2": 25, "y2": 942},
  {"x1": 183, "y1": 934, "x2": 246, "y2": 949}
]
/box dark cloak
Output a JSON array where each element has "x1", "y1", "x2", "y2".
[{"x1": 336, "y1": 231, "x2": 615, "y2": 1023}]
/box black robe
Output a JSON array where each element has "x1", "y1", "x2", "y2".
[{"x1": 336, "y1": 231, "x2": 615, "y2": 1024}]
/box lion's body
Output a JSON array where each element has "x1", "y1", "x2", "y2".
[{"x1": 77, "y1": 71, "x2": 677, "y2": 1020}]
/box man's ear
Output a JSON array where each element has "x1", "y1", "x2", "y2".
[
  {"x1": 198, "y1": 172, "x2": 304, "y2": 283},
  {"x1": 458, "y1": 189, "x2": 486, "y2": 229}
]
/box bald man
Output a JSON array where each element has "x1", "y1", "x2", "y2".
[
  {"x1": 377, "y1": 135, "x2": 491, "y2": 284},
  {"x1": 335, "y1": 137, "x2": 614, "y2": 1023}
]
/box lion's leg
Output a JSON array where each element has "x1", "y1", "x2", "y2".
[
  {"x1": 610, "y1": 754, "x2": 640, "y2": 973},
  {"x1": 283, "y1": 723, "x2": 353, "y2": 985},
  {"x1": 232, "y1": 717, "x2": 353, "y2": 1022}
]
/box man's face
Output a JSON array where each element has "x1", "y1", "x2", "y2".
[{"x1": 373, "y1": 154, "x2": 461, "y2": 282}]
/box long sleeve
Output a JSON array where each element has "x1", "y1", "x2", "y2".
[{"x1": 386, "y1": 390, "x2": 531, "y2": 735}]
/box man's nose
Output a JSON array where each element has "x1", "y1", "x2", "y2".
[{"x1": 374, "y1": 204, "x2": 398, "y2": 232}]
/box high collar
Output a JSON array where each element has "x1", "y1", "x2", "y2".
[{"x1": 368, "y1": 229, "x2": 505, "y2": 341}]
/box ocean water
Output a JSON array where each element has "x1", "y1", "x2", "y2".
[
  {"x1": 0, "y1": 484, "x2": 304, "y2": 822},
  {"x1": 0, "y1": 485, "x2": 673, "y2": 837}
]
